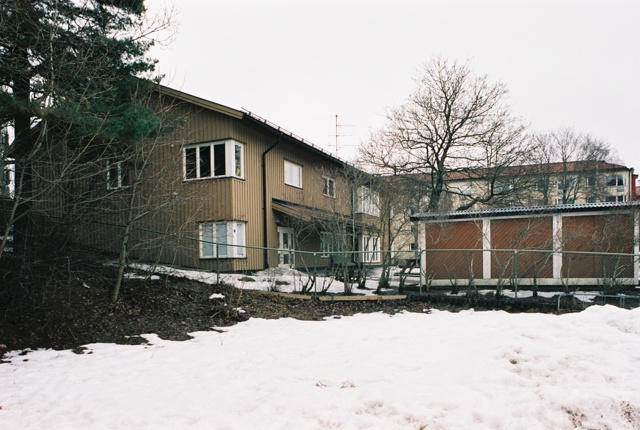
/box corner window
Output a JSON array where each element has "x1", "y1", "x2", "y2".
[
  {"x1": 184, "y1": 140, "x2": 244, "y2": 180},
  {"x1": 199, "y1": 221, "x2": 246, "y2": 258},
  {"x1": 359, "y1": 234, "x2": 380, "y2": 263},
  {"x1": 284, "y1": 160, "x2": 302, "y2": 188},
  {"x1": 354, "y1": 186, "x2": 379, "y2": 216},
  {"x1": 322, "y1": 176, "x2": 335, "y2": 198}
]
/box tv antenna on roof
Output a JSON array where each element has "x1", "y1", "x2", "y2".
[{"x1": 332, "y1": 114, "x2": 354, "y2": 157}]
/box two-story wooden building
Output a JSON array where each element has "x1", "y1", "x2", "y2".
[{"x1": 85, "y1": 85, "x2": 382, "y2": 272}]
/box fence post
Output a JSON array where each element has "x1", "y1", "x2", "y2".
[
  {"x1": 513, "y1": 250, "x2": 518, "y2": 299},
  {"x1": 216, "y1": 243, "x2": 219, "y2": 285},
  {"x1": 419, "y1": 249, "x2": 425, "y2": 295},
  {"x1": 313, "y1": 252, "x2": 317, "y2": 298}
]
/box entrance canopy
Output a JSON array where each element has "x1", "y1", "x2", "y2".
[{"x1": 272, "y1": 198, "x2": 378, "y2": 232}]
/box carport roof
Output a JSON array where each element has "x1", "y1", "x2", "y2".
[{"x1": 411, "y1": 201, "x2": 640, "y2": 222}]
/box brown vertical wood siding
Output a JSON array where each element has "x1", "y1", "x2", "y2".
[
  {"x1": 423, "y1": 221, "x2": 483, "y2": 280},
  {"x1": 491, "y1": 217, "x2": 554, "y2": 279},
  {"x1": 562, "y1": 214, "x2": 634, "y2": 278}
]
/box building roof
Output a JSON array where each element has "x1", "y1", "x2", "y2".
[
  {"x1": 156, "y1": 84, "x2": 349, "y2": 167},
  {"x1": 401, "y1": 160, "x2": 633, "y2": 184},
  {"x1": 411, "y1": 200, "x2": 640, "y2": 222}
]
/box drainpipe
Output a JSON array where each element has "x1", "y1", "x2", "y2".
[{"x1": 262, "y1": 136, "x2": 281, "y2": 269}]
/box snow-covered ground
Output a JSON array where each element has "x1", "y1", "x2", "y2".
[
  {"x1": 2, "y1": 305, "x2": 639, "y2": 429},
  {"x1": 130, "y1": 263, "x2": 394, "y2": 296}
]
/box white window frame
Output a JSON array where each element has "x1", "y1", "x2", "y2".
[
  {"x1": 320, "y1": 232, "x2": 333, "y2": 258},
  {"x1": 106, "y1": 161, "x2": 126, "y2": 190},
  {"x1": 606, "y1": 174, "x2": 625, "y2": 187},
  {"x1": 359, "y1": 234, "x2": 380, "y2": 263},
  {"x1": 322, "y1": 176, "x2": 336, "y2": 198},
  {"x1": 1, "y1": 158, "x2": 15, "y2": 198},
  {"x1": 354, "y1": 186, "x2": 380, "y2": 216},
  {"x1": 184, "y1": 140, "x2": 244, "y2": 181},
  {"x1": 284, "y1": 160, "x2": 302, "y2": 188},
  {"x1": 199, "y1": 221, "x2": 246, "y2": 259},
  {"x1": 606, "y1": 195, "x2": 627, "y2": 203}
]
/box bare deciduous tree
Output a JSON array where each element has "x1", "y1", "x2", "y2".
[
  {"x1": 530, "y1": 128, "x2": 614, "y2": 205},
  {"x1": 358, "y1": 56, "x2": 528, "y2": 213}
]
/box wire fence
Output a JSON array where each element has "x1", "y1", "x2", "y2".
[{"x1": 164, "y1": 232, "x2": 639, "y2": 309}]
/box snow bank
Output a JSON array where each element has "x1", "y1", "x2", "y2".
[{"x1": 2, "y1": 306, "x2": 639, "y2": 429}]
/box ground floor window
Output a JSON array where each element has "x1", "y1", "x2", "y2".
[
  {"x1": 321, "y1": 232, "x2": 347, "y2": 258},
  {"x1": 199, "y1": 221, "x2": 246, "y2": 258},
  {"x1": 606, "y1": 195, "x2": 626, "y2": 203},
  {"x1": 320, "y1": 232, "x2": 333, "y2": 257},
  {"x1": 359, "y1": 234, "x2": 380, "y2": 263}
]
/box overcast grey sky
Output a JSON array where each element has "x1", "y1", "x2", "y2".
[{"x1": 147, "y1": 0, "x2": 639, "y2": 168}]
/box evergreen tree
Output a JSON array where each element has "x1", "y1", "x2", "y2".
[{"x1": 0, "y1": 1, "x2": 162, "y2": 268}]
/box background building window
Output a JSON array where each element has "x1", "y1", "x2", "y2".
[
  {"x1": 606, "y1": 174, "x2": 625, "y2": 187},
  {"x1": 199, "y1": 221, "x2": 246, "y2": 258},
  {"x1": 284, "y1": 160, "x2": 302, "y2": 188},
  {"x1": 184, "y1": 140, "x2": 244, "y2": 180}
]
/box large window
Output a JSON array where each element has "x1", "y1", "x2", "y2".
[
  {"x1": 359, "y1": 234, "x2": 380, "y2": 263},
  {"x1": 284, "y1": 160, "x2": 302, "y2": 188},
  {"x1": 322, "y1": 176, "x2": 335, "y2": 198},
  {"x1": 199, "y1": 221, "x2": 246, "y2": 258},
  {"x1": 184, "y1": 140, "x2": 244, "y2": 180},
  {"x1": 354, "y1": 186, "x2": 379, "y2": 216}
]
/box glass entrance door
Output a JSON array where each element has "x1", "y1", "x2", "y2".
[{"x1": 277, "y1": 227, "x2": 295, "y2": 268}]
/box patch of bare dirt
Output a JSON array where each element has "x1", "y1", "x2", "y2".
[{"x1": 0, "y1": 259, "x2": 577, "y2": 356}]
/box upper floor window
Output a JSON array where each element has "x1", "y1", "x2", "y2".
[
  {"x1": 557, "y1": 177, "x2": 576, "y2": 191},
  {"x1": 106, "y1": 161, "x2": 128, "y2": 190},
  {"x1": 586, "y1": 176, "x2": 597, "y2": 187},
  {"x1": 494, "y1": 180, "x2": 513, "y2": 194},
  {"x1": 1, "y1": 159, "x2": 14, "y2": 198},
  {"x1": 322, "y1": 176, "x2": 335, "y2": 198},
  {"x1": 199, "y1": 221, "x2": 246, "y2": 259},
  {"x1": 606, "y1": 174, "x2": 625, "y2": 187},
  {"x1": 184, "y1": 140, "x2": 244, "y2": 180},
  {"x1": 284, "y1": 160, "x2": 302, "y2": 188},
  {"x1": 354, "y1": 186, "x2": 379, "y2": 216}
]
